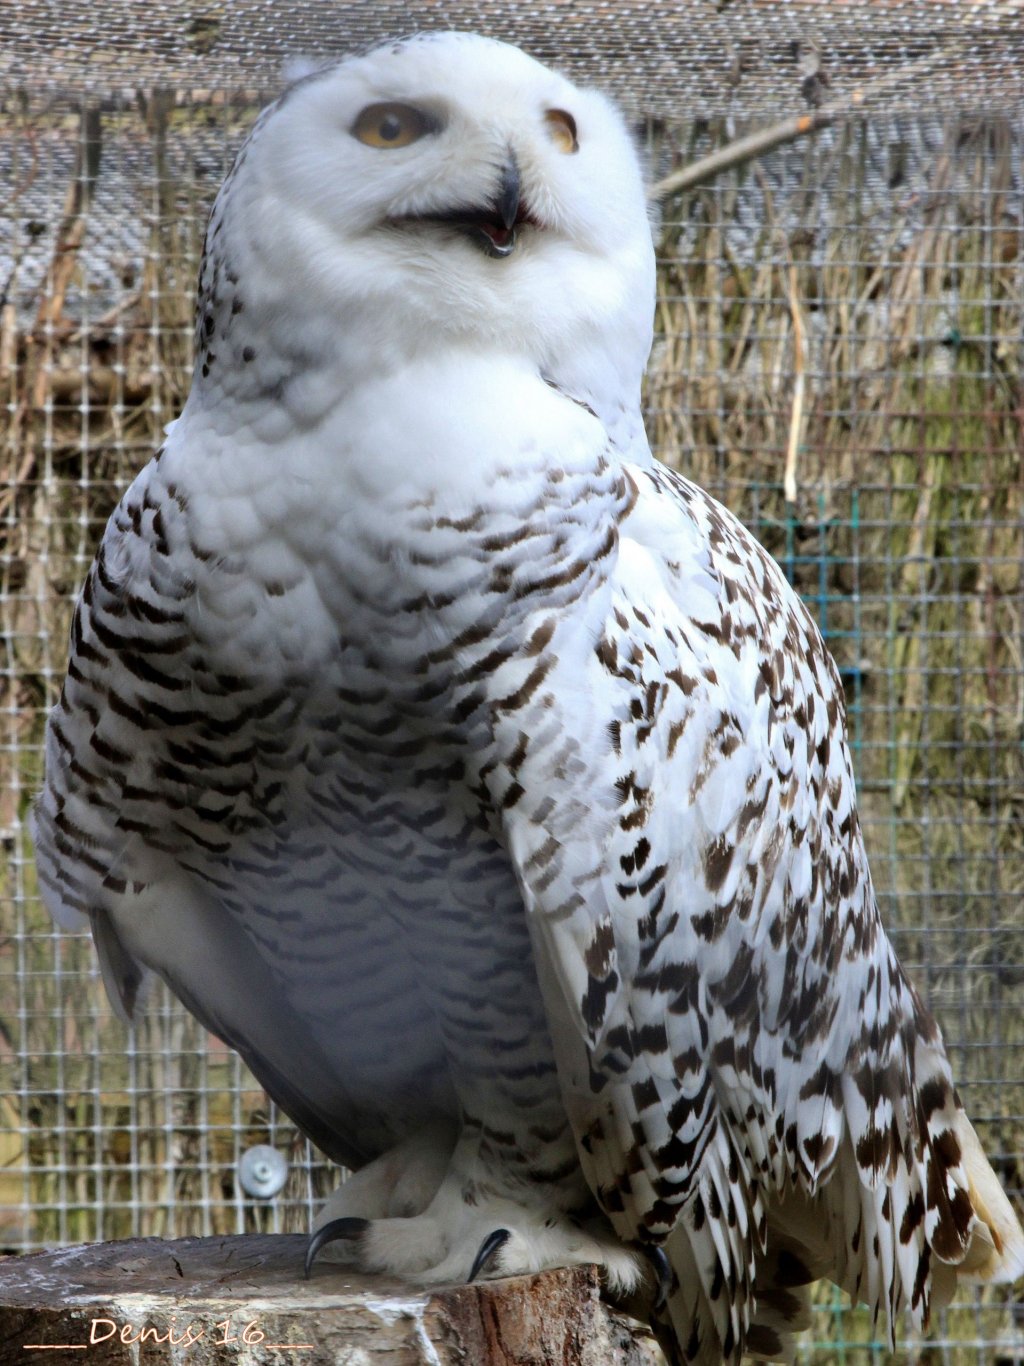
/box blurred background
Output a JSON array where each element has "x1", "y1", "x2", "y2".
[{"x1": 1, "y1": 2, "x2": 1022, "y2": 1360}]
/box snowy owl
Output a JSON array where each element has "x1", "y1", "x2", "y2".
[{"x1": 33, "y1": 32, "x2": 1023, "y2": 1364}]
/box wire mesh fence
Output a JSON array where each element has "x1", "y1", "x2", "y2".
[{"x1": 2, "y1": 2, "x2": 1022, "y2": 1361}]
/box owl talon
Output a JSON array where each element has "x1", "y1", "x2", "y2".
[
  {"x1": 468, "y1": 1227, "x2": 510, "y2": 1282},
  {"x1": 304, "y1": 1216, "x2": 370, "y2": 1278},
  {"x1": 644, "y1": 1243, "x2": 673, "y2": 1311}
]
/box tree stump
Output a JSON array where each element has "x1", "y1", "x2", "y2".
[{"x1": 0, "y1": 1234, "x2": 666, "y2": 1364}]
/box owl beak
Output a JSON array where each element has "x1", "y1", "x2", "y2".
[
  {"x1": 476, "y1": 152, "x2": 523, "y2": 258},
  {"x1": 397, "y1": 151, "x2": 532, "y2": 260},
  {"x1": 440, "y1": 151, "x2": 525, "y2": 259}
]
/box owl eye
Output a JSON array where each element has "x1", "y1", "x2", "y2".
[
  {"x1": 351, "y1": 102, "x2": 437, "y2": 149},
  {"x1": 545, "y1": 109, "x2": 578, "y2": 154}
]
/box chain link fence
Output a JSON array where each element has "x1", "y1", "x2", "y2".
[{"x1": 2, "y1": 2, "x2": 1022, "y2": 1360}]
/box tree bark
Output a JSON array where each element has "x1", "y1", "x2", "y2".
[{"x1": 0, "y1": 1234, "x2": 666, "y2": 1365}]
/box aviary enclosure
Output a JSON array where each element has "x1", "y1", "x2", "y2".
[{"x1": 1, "y1": 2, "x2": 1021, "y2": 1360}]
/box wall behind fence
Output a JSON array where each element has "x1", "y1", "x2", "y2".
[{"x1": 2, "y1": 4, "x2": 1022, "y2": 1362}]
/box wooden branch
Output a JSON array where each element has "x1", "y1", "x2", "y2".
[
  {"x1": 33, "y1": 104, "x2": 103, "y2": 334},
  {"x1": 783, "y1": 253, "x2": 806, "y2": 505},
  {"x1": 650, "y1": 107, "x2": 841, "y2": 201},
  {"x1": 0, "y1": 1235, "x2": 666, "y2": 1365}
]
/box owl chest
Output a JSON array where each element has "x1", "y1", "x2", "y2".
[
  {"x1": 176, "y1": 667, "x2": 530, "y2": 993},
  {"x1": 140, "y1": 578, "x2": 503, "y2": 870},
  {"x1": 147, "y1": 442, "x2": 614, "y2": 857}
]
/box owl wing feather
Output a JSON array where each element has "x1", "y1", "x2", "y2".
[
  {"x1": 496, "y1": 462, "x2": 1024, "y2": 1363},
  {"x1": 31, "y1": 462, "x2": 454, "y2": 1172}
]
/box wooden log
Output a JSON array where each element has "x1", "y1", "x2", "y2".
[{"x1": 0, "y1": 1234, "x2": 666, "y2": 1365}]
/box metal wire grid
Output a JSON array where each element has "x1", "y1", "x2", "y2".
[
  {"x1": 3, "y1": 0, "x2": 1024, "y2": 115},
  {"x1": 2, "y1": 5, "x2": 1023, "y2": 1361}
]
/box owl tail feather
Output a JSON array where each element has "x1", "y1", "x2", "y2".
[
  {"x1": 654, "y1": 1228, "x2": 811, "y2": 1366},
  {"x1": 955, "y1": 1112, "x2": 1024, "y2": 1282},
  {"x1": 748, "y1": 1104, "x2": 1024, "y2": 1365}
]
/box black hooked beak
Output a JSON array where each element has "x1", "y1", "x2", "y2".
[
  {"x1": 398, "y1": 151, "x2": 536, "y2": 260},
  {"x1": 451, "y1": 151, "x2": 524, "y2": 259},
  {"x1": 487, "y1": 153, "x2": 522, "y2": 255}
]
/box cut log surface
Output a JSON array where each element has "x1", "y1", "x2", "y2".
[{"x1": 0, "y1": 1234, "x2": 666, "y2": 1365}]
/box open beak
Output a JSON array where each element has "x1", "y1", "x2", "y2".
[
  {"x1": 396, "y1": 152, "x2": 536, "y2": 259},
  {"x1": 466, "y1": 153, "x2": 523, "y2": 258}
]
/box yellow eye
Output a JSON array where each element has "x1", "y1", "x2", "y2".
[
  {"x1": 351, "y1": 102, "x2": 436, "y2": 149},
  {"x1": 545, "y1": 109, "x2": 578, "y2": 154}
]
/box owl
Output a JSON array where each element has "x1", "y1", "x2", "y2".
[{"x1": 33, "y1": 32, "x2": 1023, "y2": 1363}]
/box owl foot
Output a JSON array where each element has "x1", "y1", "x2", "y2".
[
  {"x1": 306, "y1": 1177, "x2": 642, "y2": 1295},
  {"x1": 307, "y1": 1120, "x2": 457, "y2": 1269}
]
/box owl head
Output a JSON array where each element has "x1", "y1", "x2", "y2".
[{"x1": 193, "y1": 33, "x2": 655, "y2": 440}]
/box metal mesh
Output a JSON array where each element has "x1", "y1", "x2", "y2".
[{"x1": 2, "y1": 3, "x2": 1022, "y2": 1360}]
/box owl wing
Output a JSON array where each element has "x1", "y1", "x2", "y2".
[
  {"x1": 493, "y1": 462, "x2": 1024, "y2": 1363},
  {"x1": 30, "y1": 458, "x2": 454, "y2": 1171}
]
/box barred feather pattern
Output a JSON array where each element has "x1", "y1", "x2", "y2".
[
  {"x1": 491, "y1": 459, "x2": 1016, "y2": 1361},
  {"x1": 33, "y1": 403, "x2": 627, "y2": 1193}
]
